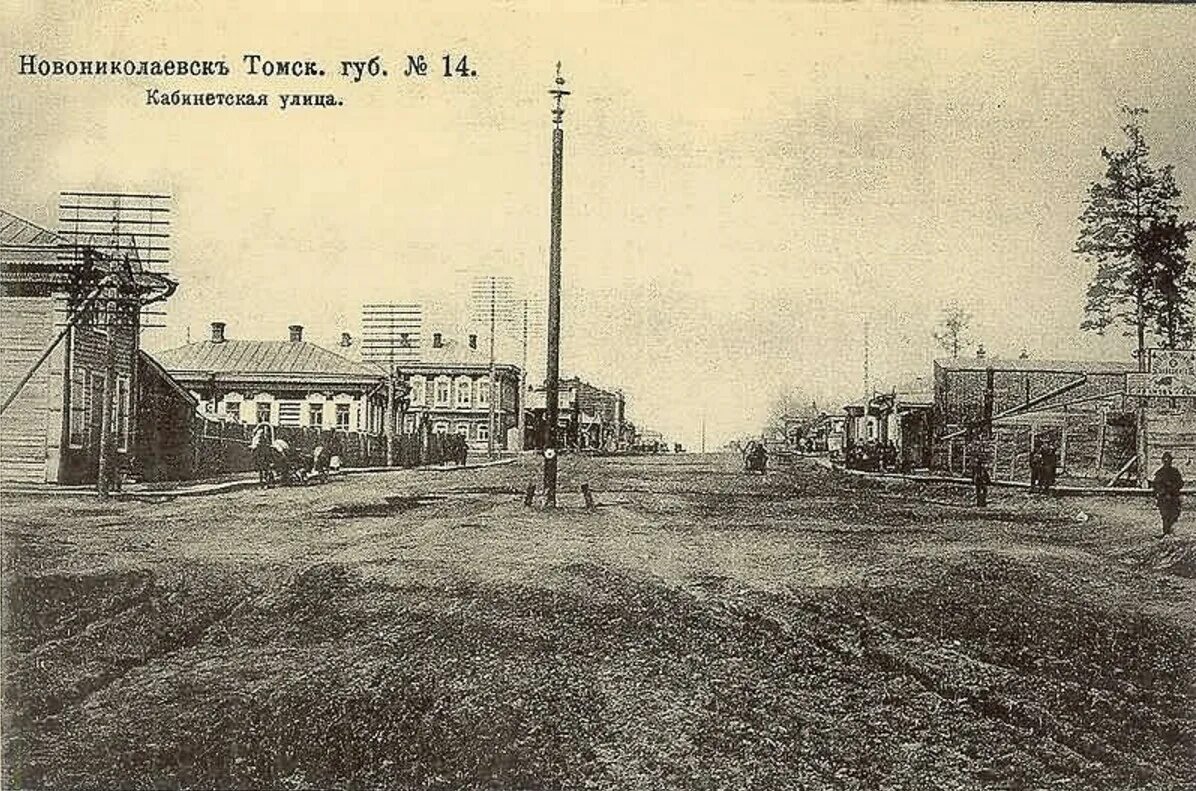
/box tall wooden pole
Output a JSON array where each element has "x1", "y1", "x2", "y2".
[
  {"x1": 543, "y1": 63, "x2": 570, "y2": 507},
  {"x1": 488, "y1": 277, "x2": 497, "y2": 458},
  {"x1": 518, "y1": 299, "x2": 528, "y2": 450},
  {"x1": 96, "y1": 301, "x2": 118, "y2": 496}
]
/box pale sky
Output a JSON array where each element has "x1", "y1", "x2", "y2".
[{"x1": 3, "y1": 2, "x2": 1194, "y2": 448}]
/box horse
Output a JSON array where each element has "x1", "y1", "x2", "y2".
[{"x1": 250, "y1": 424, "x2": 277, "y2": 488}]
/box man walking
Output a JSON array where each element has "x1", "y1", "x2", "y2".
[{"x1": 1152, "y1": 452, "x2": 1184, "y2": 537}]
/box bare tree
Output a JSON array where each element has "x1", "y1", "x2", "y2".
[
  {"x1": 933, "y1": 302, "x2": 973, "y2": 358},
  {"x1": 764, "y1": 389, "x2": 817, "y2": 438}
]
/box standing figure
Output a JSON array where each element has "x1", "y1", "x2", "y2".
[
  {"x1": 972, "y1": 458, "x2": 991, "y2": 507},
  {"x1": 1029, "y1": 439, "x2": 1044, "y2": 492},
  {"x1": 250, "y1": 423, "x2": 276, "y2": 488},
  {"x1": 1040, "y1": 442, "x2": 1057, "y2": 493},
  {"x1": 1152, "y1": 452, "x2": 1184, "y2": 537}
]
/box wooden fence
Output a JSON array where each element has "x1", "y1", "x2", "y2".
[{"x1": 138, "y1": 416, "x2": 465, "y2": 482}]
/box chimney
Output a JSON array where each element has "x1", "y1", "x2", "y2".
[
  {"x1": 289, "y1": 325, "x2": 304, "y2": 343},
  {"x1": 468, "y1": 333, "x2": 478, "y2": 349},
  {"x1": 976, "y1": 344, "x2": 987, "y2": 360},
  {"x1": 210, "y1": 321, "x2": 226, "y2": 343},
  {"x1": 432, "y1": 332, "x2": 443, "y2": 348},
  {"x1": 340, "y1": 332, "x2": 353, "y2": 348}
]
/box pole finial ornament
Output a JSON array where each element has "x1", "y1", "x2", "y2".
[{"x1": 550, "y1": 61, "x2": 570, "y2": 127}]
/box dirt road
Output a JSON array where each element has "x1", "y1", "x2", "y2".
[{"x1": 2, "y1": 453, "x2": 1193, "y2": 789}]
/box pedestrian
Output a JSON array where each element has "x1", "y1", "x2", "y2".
[
  {"x1": 1152, "y1": 451, "x2": 1184, "y2": 537},
  {"x1": 972, "y1": 458, "x2": 991, "y2": 507},
  {"x1": 1029, "y1": 439, "x2": 1044, "y2": 492},
  {"x1": 1040, "y1": 442, "x2": 1057, "y2": 493}
]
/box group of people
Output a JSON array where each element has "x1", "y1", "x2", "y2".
[
  {"x1": 1029, "y1": 439, "x2": 1059, "y2": 493},
  {"x1": 845, "y1": 440, "x2": 904, "y2": 473},
  {"x1": 972, "y1": 440, "x2": 1185, "y2": 538},
  {"x1": 250, "y1": 424, "x2": 344, "y2": 488}
]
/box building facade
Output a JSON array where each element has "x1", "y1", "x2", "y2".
[
  {"x1": 933, "y1": 355, "x2": 1136, "y2": 480},
  {"x1": 155, "y1": 322, "x2": 388, "y2": 434},
  {"x1": 403, "y1": 362, "x2": 521, "y2": 449},
  {"x1": 559, "y1": 376, "x2": 627, "y2": 450},
  {"x1": 1, "y1": 208, "x2": 175, "y2": 485}
]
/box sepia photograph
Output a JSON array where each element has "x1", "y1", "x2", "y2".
[{"x1": 1, "y1": 2, "x2": 1194, "y2": 788}]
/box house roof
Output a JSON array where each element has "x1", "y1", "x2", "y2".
[
  {"x1": 138, "y1": 350, "x2": 198, "y2": 407},
  {"x1": 405, "y1": 361, "x2": 521, "y2": 377},
  {"x1": 896, "y1": 392, "x2": 935, "y2": 407},
  {"x1": 934, "y1": 357, "x2": 1135, "y2": 375},
  {"x1": 156, "y1": 339, "x2": 384, "y2": 381},
  {"x1": 1, "y1": 208, "x2": 66, "y2": 268},
  {"x1": 0, "y1": 209, "x2": 62, "y2": 248},
  {"x1": 1, "y1": 208, "x2": 153, "y2": 284}
]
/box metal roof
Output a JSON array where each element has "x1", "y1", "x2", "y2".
[
  {"x1": 934, "y1": 357, "x2": 1134, "y2": 374},
  {"x1": 0, "y1": 208, "x2": 62, "y2": 248},
  {"x1": 1, "y1": 208, "x2": 148, "y2": 278},
  {"x1": 156, "y1": 339, "x2": 384, "y2": 380}
]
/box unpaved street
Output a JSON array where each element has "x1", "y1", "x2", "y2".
[{"x1": 2, "y1": 453, "x2": 1194, "y2": 789}]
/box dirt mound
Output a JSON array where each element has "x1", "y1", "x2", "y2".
[{"x1": 1124, "y1": 538, "x2": 1196, "y2": 578}]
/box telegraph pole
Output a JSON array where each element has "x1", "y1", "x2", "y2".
[
  {"x1": 863, "y1": 318, "x2": 871, "y2": 401},
  {"x1": 488, "y1": 276, "x2": 497, "y2": 459},
  {"x1": 518, "y1": 298, "x2": 528, "y2": 450},
  {"x1": 543, "y1": 62, "x2": 569, "y2": 507}
]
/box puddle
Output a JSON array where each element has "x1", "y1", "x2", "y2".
[{"x1": 323, "y1": 495, "x2": 447, "y2": 519}]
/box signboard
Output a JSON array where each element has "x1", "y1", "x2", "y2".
[
  {"x1": 1126, "y1": 372, "x2": 1196, "y2": 398},
  {"x1": 1148, "y1": 349, "x2": 1196, "y2": 376}
]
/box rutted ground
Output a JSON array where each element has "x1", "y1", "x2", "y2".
[{"x1": 2, "y1": 454, "x2": 1193, "y2": 789}]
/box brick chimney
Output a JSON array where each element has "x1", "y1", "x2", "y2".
[
  {"x1": 432, "y1": 332, "x2": 443, "y2": 348},
  {"x1": 468, "y1": 333, "x2": 478, "y2": 350},
  {"x1": 289, "y1": 325, "x2": 304, "y2": 343},
  {"x1": 976, "y1": 344, "x2": 986, "y2": 360},
  {"x1": 210, "y1": 321, "x2": 226, "y2": 343},
  {"x1": 340, "y1": 332, "x2": 352, "y2": 348}
]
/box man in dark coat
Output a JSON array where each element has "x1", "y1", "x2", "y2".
[
  {"x1": 972, "y1": 458, "x2": 991, "y2": 508},
  {"x1": 1152, "y1": 452, "x2": 1184, "y2": 537},
  {"x1": 1029, "y1": 440, "x2": 1044, "y2": 492},
  {"x1": 1040, "y1": 442, "x2": 1057, "y2": 492}
]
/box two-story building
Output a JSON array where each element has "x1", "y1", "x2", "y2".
[
  {"x1": 397, "y1": 330, "x2": 521, "y2": 449},
  {"x1": 155, "y1": 322, "x2": 388, "y2": 433},
  {"x1": 559, "y1": 376, "x2": 627, "y2": 450}
]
